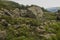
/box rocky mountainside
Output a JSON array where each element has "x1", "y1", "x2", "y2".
[
  {"x1": 0, "y1": 1, "x2": 43, "y2": 19},
  {"x1": 0, "y1": 1, "x2": 60, "y2": 40}
]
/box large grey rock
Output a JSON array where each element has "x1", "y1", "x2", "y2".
[{"x1": 28, "y1": 5, "x2": 43, "y2": 19}]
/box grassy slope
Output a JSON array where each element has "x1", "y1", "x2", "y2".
[{"x1": 0, "y1": 12, "x2": 60, "y2": 40}]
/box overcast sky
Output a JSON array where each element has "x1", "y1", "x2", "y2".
[{"x1": 11, "y1": 0, "x2": 60, "y2": 8}]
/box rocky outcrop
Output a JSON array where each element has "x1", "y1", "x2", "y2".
[{"x1": 0, "y1": 5, "x2": 43, "y2": 19}]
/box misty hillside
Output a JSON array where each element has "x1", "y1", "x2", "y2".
[
  {"x1": 0, "y1": 1, "x2": 60, "y2": 40},
  {"x1": 46, "y1": 7, "x2": 60, "y2": 12}
]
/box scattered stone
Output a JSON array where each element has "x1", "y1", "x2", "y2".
[{"x1": 0, "y1": 30, "x2": 6, "y2": 40}]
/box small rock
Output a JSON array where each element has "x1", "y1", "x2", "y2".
[{"x1": 0, "y1": 30, "x2": 6, "y2": 40}]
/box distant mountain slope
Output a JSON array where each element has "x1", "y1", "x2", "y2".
[
  {"x1": 46, "y1": 7, "x2": 60, "y2": 12},
  {"x1": 0, "y1": 1, "x2": 24, "y2": 9}
]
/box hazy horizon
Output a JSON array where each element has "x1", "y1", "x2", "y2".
[{"x1": 11, "y1": 0, "x2": 60, "y2": 8}]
